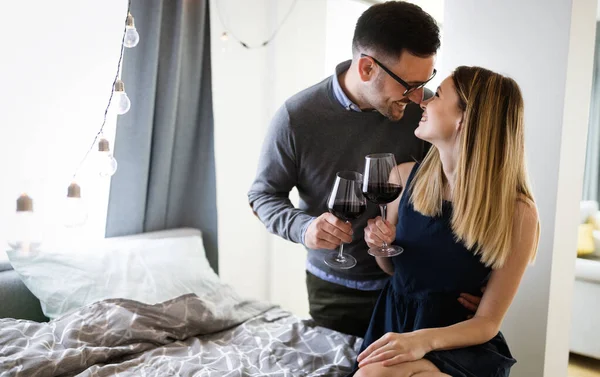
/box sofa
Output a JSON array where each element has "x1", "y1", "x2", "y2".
[{"x1": 570, "y1": 254, "x2": 600, "y2": 359}]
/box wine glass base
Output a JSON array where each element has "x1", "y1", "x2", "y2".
[
  {"x1": 324, "y1": 251, "x2": 357, "y2": 270},
  {"x1": 368, "y1": 245, "x2": 403, "y2": 258}
]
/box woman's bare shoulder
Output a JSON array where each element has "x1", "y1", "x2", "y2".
[{"x1": 396, "y1": 161, "x2": 417, "y2": 187}]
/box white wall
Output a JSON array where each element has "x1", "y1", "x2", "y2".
[
  {"x1": 210, "y1": 0, "x2": 273, "y2": 301},
  {"x1": 0, "y1": 1, "x2": 125, "y2": 257},
  {"x1": 442, "y1": 1, "x2": 597, "y2": 376},
  {"x1": 266, "y1": 0, "x2": 329, "y2": 318},
  {"x1": 324, "y1": 0, "x2": 370, "y2": 74},
  {"x1": 211, "y1": 0, "x2": 330, "y2": 309}
]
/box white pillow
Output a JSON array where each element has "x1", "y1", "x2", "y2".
[{"x1": 7, "y1": 233, "x2": 221, "y2": 320}]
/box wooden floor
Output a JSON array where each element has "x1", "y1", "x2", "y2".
[{"x1": 569, "y1": 354, "x2": 600, "y2": 377}]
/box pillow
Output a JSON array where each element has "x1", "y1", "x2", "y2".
[
  {"x1": 580, "y1": 200, "x2": 599, "y2": 224},
  {"x1": 7, "y1": 232, "x2": 221, "y2": 320},
  {"x1": 577, "y1": 223, "x2": 595, "y2": 257}
]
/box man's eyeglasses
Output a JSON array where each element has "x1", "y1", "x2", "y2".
[{"x1": 360, "y1": 53, "x2": 436, "y2": 97}]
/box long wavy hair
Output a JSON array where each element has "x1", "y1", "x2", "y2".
[{"x1": 410, "y1": 66, "x2": 539, "y2": 269}]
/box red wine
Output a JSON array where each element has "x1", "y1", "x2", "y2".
[
  {"x1": 363, "y1": 183, "x2": 402, "y2": 204},
  {"x1": 328, "y1": 202, "x2": 367, "y2": 222}
]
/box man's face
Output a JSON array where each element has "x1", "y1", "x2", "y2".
[{"x1": 358, "y1": 51, "x2": 436, "y2": 121}]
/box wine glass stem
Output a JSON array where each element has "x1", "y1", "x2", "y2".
[
  {"x1": 380, "y1": 204, "x2": 388, "y2": 249},
  {"x1": 337, "y1": 243, "x2": 345, "y2": 261}
]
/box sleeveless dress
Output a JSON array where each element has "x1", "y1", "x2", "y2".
[{"x1": 352, "y1": 163, "x2": 516, "y2": 377}]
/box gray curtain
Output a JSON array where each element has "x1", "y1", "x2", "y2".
[
  {"x1": 583, "y1": 22, "x2": 600, "y2": 202},
  {"x1": 106, "y1": 0, "x2": 218, "y2": 273}
]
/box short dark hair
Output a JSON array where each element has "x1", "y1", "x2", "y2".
[{"x1": 352, "y1": 1, "x2": 440, "y2": 59}]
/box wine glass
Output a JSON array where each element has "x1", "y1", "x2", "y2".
[
  {"x1": 362, "y1": 153, "x2": 403, "y2": 257},
  {"x1": 324, "y1": 171, "x2": 367, "y2": 270}
]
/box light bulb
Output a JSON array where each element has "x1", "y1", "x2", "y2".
[
  {"x1": 63, "y1": 183, "x2": 88, "y2": 228},
  {"x1": 112, "y1": 80, "x2": 131, "y2": 115},
  {"x1": 97, "y1": 138, "x2": 118, "y2": 177},
  {"x1": 124, "y1": 13, "x2": 140, "y2": 48},
  {"x1": 221, "y1": 32, "x2": 229, "y2": 42},
  {"x1": 7, "y1": 194, "x2": 42, "y2": 253}
]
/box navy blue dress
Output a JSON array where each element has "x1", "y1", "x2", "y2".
[{"x1": 353, "y1": 163, "x2": 516, "y2": 377}]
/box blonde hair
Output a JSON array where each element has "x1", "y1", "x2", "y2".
[{"x1": 410, "y1": 66, "x2": 539, "y2": 269}]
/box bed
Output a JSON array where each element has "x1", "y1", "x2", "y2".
[{"x1": 0, "y1": 229, "x2": 360, "y2": 376}]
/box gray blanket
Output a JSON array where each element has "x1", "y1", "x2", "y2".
[{"x1": 0, "y1": 285, "x2": 361, "y2": 376}]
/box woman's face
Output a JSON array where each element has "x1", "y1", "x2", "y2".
[{"x1": 415, "y1": 76, "x2": 464, "y2": 144}]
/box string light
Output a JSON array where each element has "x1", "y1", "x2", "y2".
[
  {"x1": 63, "y1": 183, "x2": 88, "y2": 228},
  {"x1": 10, "y1": 0, "x2": 139, "y2": 249},
  {"x1": 112, "y1": 79, "x2": 131, "y2": 115},
  {"x1": 97, "y1": 138, "x2": 118, "y2": 177},
  {"x1": 124, "y1": 12, "x2": 140, "y2": 48},
  {"x1": 216, "y1": 0, "x2": 298, "y2": 49},
  {"x1": 8, "y1": 194, "x2": 41, "y2": 253}
]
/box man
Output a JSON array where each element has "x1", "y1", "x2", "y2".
[{"x1": 248, "y1": 1, "x2": 480, "y2": 337}]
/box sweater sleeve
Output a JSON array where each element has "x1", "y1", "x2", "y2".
[{"x1": 247, "y1": 103, "x2": 314, "y2": 245}]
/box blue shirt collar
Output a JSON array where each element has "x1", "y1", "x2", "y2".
[{"x1": 332, "y1": 60, "x2": 362, "y2": 112}]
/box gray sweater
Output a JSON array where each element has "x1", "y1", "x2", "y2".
[{"x1": 248, "y1": 75, "x2": 429, "y2": 283}]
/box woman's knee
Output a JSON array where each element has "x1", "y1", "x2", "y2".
[
  {"x1": 354, "y1": 363, "x2": 391, "y2": 377},
  {"x1": 353, "y1": 359, "x2": 440, "y2": 377}
]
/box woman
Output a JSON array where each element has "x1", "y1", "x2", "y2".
[{"x1": 354, "y1": 66, "x2": 540, "y2": 377}]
